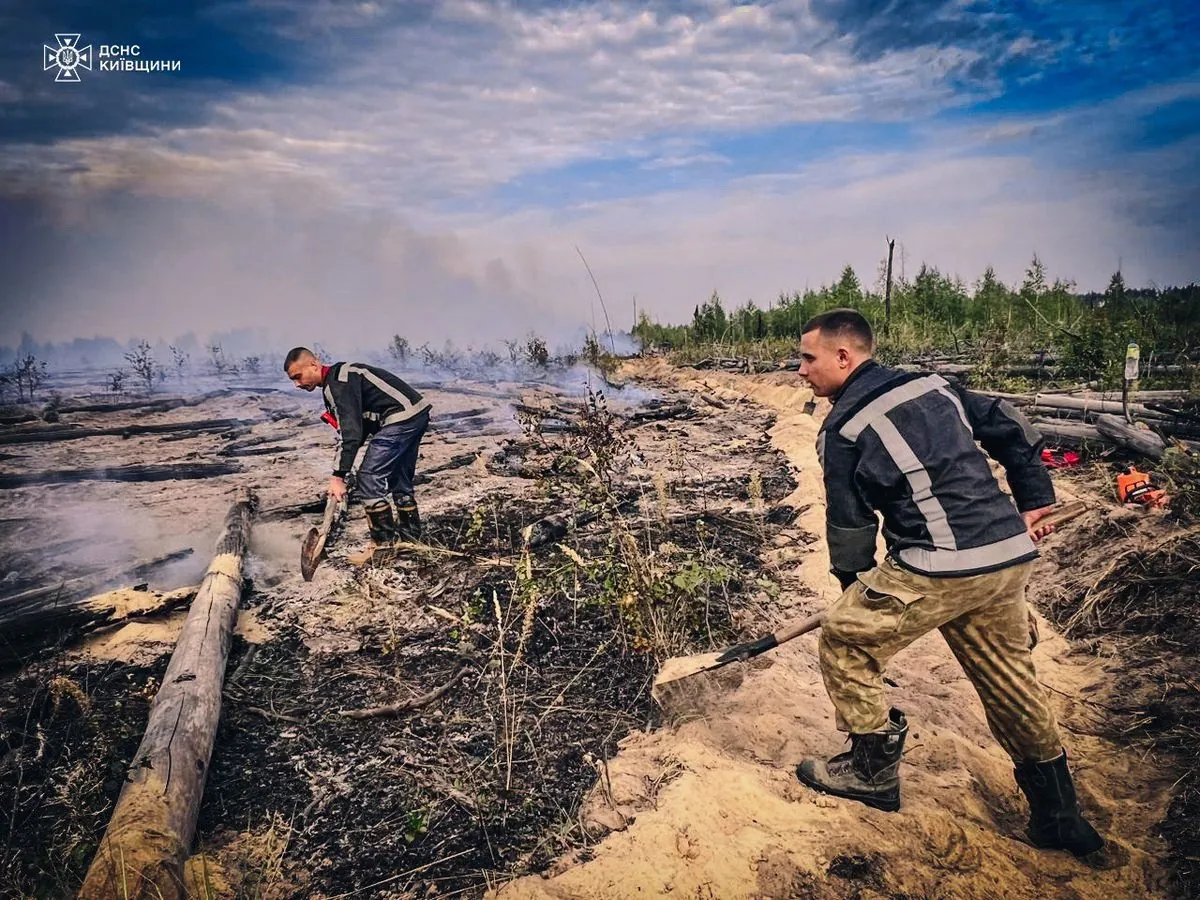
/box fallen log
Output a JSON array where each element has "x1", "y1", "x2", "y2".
[
  {"x1": 0, "y1": 411, "x2": 38, "y2": 426},
  {"x1": 411, "y1": 382, "x2": 513, "y2": 400},
  {"x1": 1022, "y1": 404, "x2": 1173, "y2": 423},
  {"x1": 59, "y1": 397, "x2": 188, "y2": 415},
  {"x1": 440, "y1": 406, "x2": 493, "y2": 421},
  {"x1": 625, "y1": 402, "x2": 697, "y2": 424},
  {"x1": 218, "y1": 434, "x2": 277, "y2": 453},
  {"x1": 0, "y1": 462, "x2": 241, "y2": 489},
  {"x1": 1145, "y1": 402, "x2": 1200, "y2": 423},
  {"x1": 417, "y1": 452, "x2": 479, "y2": 479},
  {"x1": 0, "y1": 548, "x2": 194, "y2": 612},
  {"x1": 0, "y1": 417, "x2": 257, "y2": 447},
  {"x1": 80, "y1": 487, "x2": 258, "y2": 900},
  {"x1": 57, "y1": 389, "x2": 239, "y2": 415},
  {"x1": 1032, "y1": 421, "x2": 1104, "y2": 446},
  {"x1": 219, "y1": 444, "x2": 296, "y2": 458},
  {"x1": 442, "y1": 415, "x2": 496, "y2": 432},
  {"x1": 257, "y1": 496, "x2": 328, "y2": 521},
  {"x1": 1095, "y1": 414, "x2": 1166, "y2": 461}
]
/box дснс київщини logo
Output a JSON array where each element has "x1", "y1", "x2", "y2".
[
  {"x1": 44, "y1": 34, "x2": 92, "y2": 82},
  {"x1": 43, "y1": 36, "x2": 181, "y2": 79}
]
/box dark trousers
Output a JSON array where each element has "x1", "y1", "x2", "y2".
[{"x1": 356, "y1": 410, "x2": 429, "y2": 504}]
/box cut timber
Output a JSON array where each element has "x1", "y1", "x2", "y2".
[
  {"x1": 1032, "y1": 421, "x2": 1103, "y2": 446},
  {"x1": 0, "y1": 462, "x2": 240, "y2": 489},
  {"x1": 1095, "y1": 414, "x2": 1166, "y2": 460},
  {"x1": 79, "y1": 487, "x2": 258, "y2": 900}
]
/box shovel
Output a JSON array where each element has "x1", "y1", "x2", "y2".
[
  {"x1": 300, "y1": 493, "x2": 344, "y2": 581},
  {"x1": 650, "y1": 500, "x2": 1088, "y2": 700}
]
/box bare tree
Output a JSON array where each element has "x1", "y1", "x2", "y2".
[
  {"x1": 7, "y1": 354, "x2": 49, "y2": 402},
  {"x1": 208, "y1": 343, "x2": 238, "y2": 378},
  {"x1": 124, "y1": 341, "x2": 157, "y2": 393},
  {"x1": 169, "y1": 345, "x2": 190, "y2": 380}
]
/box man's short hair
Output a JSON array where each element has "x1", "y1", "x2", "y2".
[
  {"x1": 801, "y1": 308, "x2": 874, "y2": 351},
  {"x1": 284, "y1": 346, "x2": 315, "y2": 370}
]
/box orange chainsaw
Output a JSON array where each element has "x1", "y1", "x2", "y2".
[{"x1": 1116, "y1": 466, "x2": 1169, "y2": 509}]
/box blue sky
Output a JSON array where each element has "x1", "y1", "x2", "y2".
[{"x1": 0, "y1": 0, "x2": 1197, "y2": 350}]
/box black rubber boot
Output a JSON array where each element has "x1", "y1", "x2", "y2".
[
  {"x1": 1014, "y1": 750, "x2": 1105, "y2": 857},
  {"x1": 394, "y1": 495, "x2": 422, "y2": 542},
  {"x1": 796, "y1": 707, "x2": 907, "y2": 812},
  {"x1": 348, "y1": 501, "x2": 398, "y2": 565}
]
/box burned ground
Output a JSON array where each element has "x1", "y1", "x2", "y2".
[
  {"x1": 0, "y1": 369, "x2": 800, "y2": 898},
  {"x1": 2, "y1": 361, "x2": 1197, "y2": 899},
  {"x1": 1033, "y1": 485, "x2": 1200, "y2": 898}
]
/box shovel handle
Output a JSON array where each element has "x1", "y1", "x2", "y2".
[
  {"x1": 1037, "y1": 500, "x2": 1086, "y2": 530},
  {"x1": 773, "y1": 610, "x2": 826, "y2": 645},
  {"x1": 319, "y1": 492, "x2": 341, "y2": 531}
]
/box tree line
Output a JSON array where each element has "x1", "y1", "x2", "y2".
[{"x1": 631, "y1": 254, "x2": 1200, "y2": 384}]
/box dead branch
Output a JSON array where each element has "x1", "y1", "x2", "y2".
[{"x1": 340, "y1": 668, "x2": 467, "y2": 719}]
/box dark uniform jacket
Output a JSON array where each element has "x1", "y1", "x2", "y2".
[
  {"x1": 322, "y1": 362, "x2": 431, "y2": 477},
  {"x1": 818, "y1": 360, "x2": 1054, "y2": 587}
]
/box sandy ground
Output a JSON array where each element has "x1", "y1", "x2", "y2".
[{"x1": 489, "y1": 359, "x2": 1175, "y2": 900}]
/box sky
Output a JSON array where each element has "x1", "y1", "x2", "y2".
[{"x1": 1, "y1": 0, "x2": 1198, "y2": 354}]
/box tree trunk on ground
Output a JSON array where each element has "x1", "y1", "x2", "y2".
[
  {"x1": 1032, "y1": 421, "x2": 1103, "y2": 446},
  {"x1": 0, "y1": 417, "x2": 255, "y2": 447},
  {"x1": 0, "y1": 462, "x2": 241, "y2": 489},
  {"x1": 1095, "y1": 414, "x2": 1166, "y2": 460},
  {"x1": 79, "y1": 487, "x2": 258, "y2": 900}
]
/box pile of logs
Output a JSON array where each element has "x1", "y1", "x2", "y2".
[
  {"x1": 979, "y1": 389, "x2": 1200, "y2": 460},
  {"x1": 688, "y1": 357, "x2": 765, "y2": 373}
]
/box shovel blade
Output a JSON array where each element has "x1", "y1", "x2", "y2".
[{"x1": 300, "y1": 526, "x2": 324, "y2": 581}]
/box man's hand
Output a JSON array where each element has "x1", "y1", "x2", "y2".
[
  {"x1": 1022, "y1": 505, "x2": 1057, "y2": 542},
  {"x1": 327, "y1": 475, "x2": 348, "y2": 503}
]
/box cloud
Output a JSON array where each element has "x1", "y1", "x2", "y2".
[
  {"x1": 2, "y1": 0, "x2": 1013, "y2": 213},
  {"x1": 0, "y1": 1, "x2": 1196, "y2": 353}
]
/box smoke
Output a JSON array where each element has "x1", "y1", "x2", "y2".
[{"x1": 0, "y1": 179, "x2": 592, "y2": 357}]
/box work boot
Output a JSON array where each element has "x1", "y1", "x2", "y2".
[
  {"x1": 1014, "y1": 750, "x2": 1105, "y2": 857},
  {"x1": 796, "y1": 707, "x2": 907, "y2": 812},
  {"x1": 348, "y1": 501, "x2": 398, "y2": 566},
  {"x1": 394, "y1": 495, "x2": 422, "y2": 542}
]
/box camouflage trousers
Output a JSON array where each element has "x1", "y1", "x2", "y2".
[{"x1": 819, "y1": 556, "x2": 1062, "y2": 764}]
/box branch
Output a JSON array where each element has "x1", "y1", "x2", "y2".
[
  {"x1": 340, "y1": 668, "x2": 467, "y2": 719},
  {"x1": 1021, "y1": 294, "x2": 1081, "y2": 340},
  {"x1": 576, "y1": 246, "x2": 617, "y2": 355}
]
